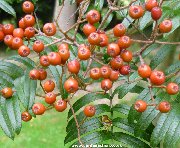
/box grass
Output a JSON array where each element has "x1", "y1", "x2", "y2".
[{"x1": 0, "y1": 109, "x2": 69, "y2": 148}]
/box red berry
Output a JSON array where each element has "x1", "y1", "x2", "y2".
[
  {"x1": 1, "y1": 87, "x2": 13, "y2": 98},
  {"x1": 54, "y1": 100, "x2": 67, "y2": 112},
  {"x1": 24, "y1": 15, "x2": 35, "y2": 27},
  {"x1": 110, "y1": 56, "x2": 124, "y2": 70},
  {"x1": 45, "y1": 92, "x2": 56, "y2": 104},
  {"x1": 100, "y1": 66, "x2": 112, "y2": 79},
  {"x1": 145, "y1": 0, "x2": 158, "y2": 11},
  {"x1": 113, "y1": 23, "x2": 126, "y2": 37},
  {"x1": 83, "y1": 23, "x2": 96, "y2": 36},
  {"x1": 58, "y1": 43, "x2": 69, "y2": 50},
  {"x1": 58, "y1": 47, "x2": 70, "y2": 63},
  {"x1": 33, "y1": 40, "x2": 45, "y2": 53},
  {"x1": 159, "y1": 20, "x2": 172, "y2": 33},
  {"x1": 107, "y1": 43, "x2": 120, "y2": 57},
  {"x1": 29, "y1": 69, "x2": 40, "y2": 80},
  {"x1": 166, "y1": 83, "x2": 179, "y2": 95},
  {"x1": 84, "y1": 105, "x2": 96, "y2": 117},
  {"x1": 86, "y1": 10, "x2": 100, "y2": 25},
  {"x1": 48, "y1": 52, "x2": 61, "y2": 66},
  {"x1": 43, "y1": 80, "x2": 55, "y2": 92},
  {"x1": 134, "y1": 100, "x2": 147, "y2": 112},
  {"x1": 12, "y1": 37, "x2": 23, "y2": 50},
  {"x1": 67, "y1": 60, "x2": 80, "y2": 74},
  {"x1": 13, "y1": 28, "x2": 24, "y2": 38},
  {"x1": 40, "y1": 55, "x2": 50, "y2": 67},
  {"x1": 64, "y1": 77, "x2": 79, "y2": 93},
  {"x1": 101, "y1": 79, "x2": 112, "y2": 91},
  {"x1": 24, "y1": 27, "x2": 35, "y2": 39},
  {"x1": 129, "y1": 5, "x2": 144, "y2": 19},
  {"x1": 4, "y1": 35, "x2": 13, "y2": 47},
  {"x1": 109, "y1": 70, "x2": 119, "y2": 81},
  {"x1": 78, "y1": 45, "x2": 91, "y2": 60},
  {"x1": 119, "y1": 65, "x2": 131, "y2": 75},
  {"x1": 158, "y1": 101, "x2": 171, "y2": 113},
  {"x1": 90, "y1": 67, "x2": 101, "y2": 80},
  {"x1": 150, "y1": 70, "x2": 165, "y2": 85},
  {"x1": 22, "y1": 1, "x2": 34, "y2": 13},
  {"x1": 99, "y1": 33, "x2": 109, "y2": 47},
  {"x1": 18, "y1": 45, "x2": 30, "y2": 57},
  {"x1": 38, "y1": 69, "x2": 47, "y2": 80},
  {"x1": 118, "y1": 36, "x2": 132, "y2": 49},
  {"x1": 19, "y1": 18, "x2": 26, "y2": 29},
  {"x1": 88, "y1": 32, "x2": 100, "y2": 45},
  {"x1": 0, "y1": 31, "x2": 4, "y2": 41},
  {"x1": 138, "y1": 64, "x2": 152, "y2": 78},
  {"x1": 120, "y1": 49, "x2": 133, "y2": 62},
  {"x1": 21, "y1": 112, "x2": 32, "y2": 122},
  {"x1": 43, "y1": 23, "x2": 56, "y2": 36},
  {"x1": 2, "y1": 24, "x2": 14, "y2": 35},
  {"x1": 32, "y1": 103, "x2": 46, "y2": 115},
  {"x1": 151, "y1": 7, "x2": 162, "y2": 20}
]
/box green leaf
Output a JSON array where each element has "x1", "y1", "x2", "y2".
[
  {"x1": 140, "y1": 12, "x2": 152, "y2": 30},
  {"x1": 68, "y1": 93, "x2": 110, "y2": 119},
  {"x1": 113, "y1": 132, "x2": 150, "y2": 148},
  {"x1": 0, "y1": 72, "x2": 14, "y2": 87},
  {"x1": 150, "y1": 44, "x2": 176, "y2": 69},
  {"x1": 165, "y1": 61, "x2": 180, "y2": 75},
  {"x1": 113, "y1": 104, "x2": 130, "y2": 116},
  {"x1": 95, "y1": 0, "x2": 104, "y2": 11},
  {"x1": 0, "y1": 0, "x2": 16, "y2": 17}
]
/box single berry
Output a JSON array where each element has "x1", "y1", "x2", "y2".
[
  {"x1": 119, "y1": 65, "x2": 131, "y2": 75},
  {"x1": 24, "y1": 14, "x2": 35, "y2": 27},
  {"x1": 86, "y1": 10, "x2": 100, "y2": 24},
  {"x1": 82, "y1": 23, "x2": 96, "y2": 36},
  {"x1": 64, "y1": 78, "x2": 79, "y2": 93},
  {"x1": 13, "y1": 28, "x2": 24, "y2": 38},
  {"x1": 107, "y1": 43, "x2": 120, "y2": 57},
  {"x1": 21, "y1": 112, "x2": 32, "y2": 122},
  {"x1": 48, "y1": 52, "x2": 61, "y2": 66},
  {"x1": 145, "y1": 0, "x2": 158, "y2": 11},
  {"x1": 101, "y1": 79, "x2": 113, "y2": 91},
  {"x1": 0, "y1": 31, "x2": 4, "y2": 41},
  {"x1": 12, "y1": 37, "x2": 23, "y2": 50},
  {"x1": 129, "y1": 5, "x2": 144, "y2": 19},
  {"x1": 29, "y1": 69, "x2": 40, "y2": 80},
  {"x1": 100, "y1": 66, "x2": 112, "y2": 79},
  {"x1": 118, "y1": 36, "x2": 132, "y2": 49},
  {"x1": 158, "y1": 101, "x2": 171, "y2": 113},
  {"x1": 40, "y1": 55, "x2": 50, "y2": 67},
  {"x1": 1, "y1": 87, "x2": 13, "y2": 98},
  {"x1": 90, "y1": 67, "x2": 101, "y2": 80},
  {"x1": 22, "y1": 1, "x2": 34, "y2": 13},
  {"x1": 58, "y1": 43, "x2": 69, "y2": 50},
  {"x1": 45, "y1": 92, "x2": 56, "y2": 104},
  {"x1": 78, "y1": 45, "x2": 91, "y2": 60},
  {"x1": 19, "y1": 18, "x2": 26, "y2": 29},
  {"x1": 33, "y1": 40, "x2": 45, "y2": 53},
  {"x1": 32, "y1": 103, "x2": 46, "y2": 115},
  {"x1": 54, "y1": 100, "x2": 67, "y2": 112},
  {"x1": 67, "y1": 60, "x2": 80, "y2": 74},
  {"x1": 58, "y1": 47, "x2": 70, "y2": 63},
  {"x1": 166, "y1": 83, "x2": 179, "y2": 95},
  {"x1": 113, "y1": 23, "x2": 126, "y2": 37},
  {"x1": 138, "y1": 64, "x2": 152, "y2": 78},
  {"x1": 43, "y1": 80, "x2": 55, "y2": 92},
  {"x1": 151, "y1": 7, "x2": 162, "y2": 20},
  {"x1": 38, "y1": 69, "x2": 47, "y2": 80},
  {"x1": 120, "y1": 49, "x2": 133, "y2": 62},
  {"x1": 4, "y1": 35, "x2": 13, "y2": 47},
  {"x1": 150, "y1": 70, "x2": 165, "y2": 85},
  {"x1": 134, "y1": 100, "x2": 147, "y2": 112},
  {"x1": 2, "y1": 24, "x2": 14, "y2": 35},
  {"x1": 24, "y1": 27, "x2": 35, "y2": 39},
  {"x1": 159, "y1": 20, "x2": 172, "y2": 33},
  {"x1": 43, "y1": 23, "x2": 56, "y2": 36},
  {"x1": 109, "y1": 70, "x2": 119, "y2": 81},
  {"x1": 99, "y1": 33, "x2": 109, "y2": 47},
  {"x1": 110, "y1": 56, "x2": 124, "y2": 70},
  {"x1": 88, "y1": 32, "x2": 100, "y2": 45},
  {"x1": 18, "y1": 45, "x2": 30, "y2": 57},
  {"x1": 84, "y1": 105, "x2": 96, "y2": 117}
]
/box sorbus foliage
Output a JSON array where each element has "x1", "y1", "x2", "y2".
[{"x1": 0, "y1": 0, "x2": 179, "y2": 147}]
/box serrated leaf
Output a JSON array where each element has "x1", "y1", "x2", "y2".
[
  {"x1": 0, "y1": 0, "x2": 16, "y2": 17},
  {"x1": 165, "y1": 61, "x2": 180, "y2": 75},
  {"x1": 112, "y1": 104, "x2": 130, "y2": 115},
  {"x1": 68, "y1": 93, "x2": 110, "y2": 119},
  {"x1": 140, "y1": 12, "x2": 152, "y2": 30},
  {"x1": 113, "y1": 132, "x2": 150, "y2": 148},
  {"x1": 150, "y1": 44, "x2": 176, "y2": 69}
]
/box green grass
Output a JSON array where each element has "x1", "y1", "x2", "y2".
[{"x1": 0, "y1": 109, "x2": 69, "y2": 148}]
